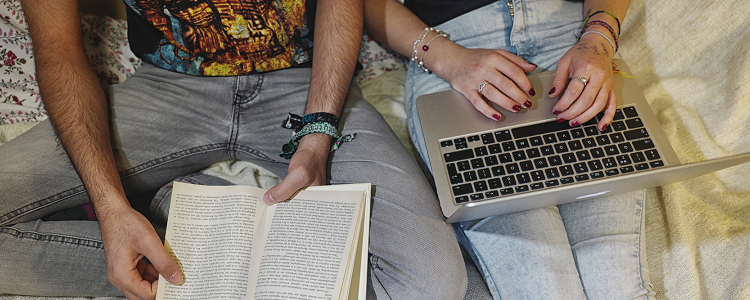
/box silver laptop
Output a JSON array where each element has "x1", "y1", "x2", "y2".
[{"x1": 417, "y1": 59, "x2": 750, "y2": 223}]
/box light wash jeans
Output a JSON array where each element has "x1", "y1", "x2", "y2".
[
  {"x1": 404, "y1": 1, "x2": 655, "y2": 299},
  {"x1": 0, "y1": 64, "x2": 467, "y2": 299}
]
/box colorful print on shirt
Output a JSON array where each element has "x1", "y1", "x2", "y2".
[{"x1": 124, "y1": 0, "x2": 313, "y2": 76}]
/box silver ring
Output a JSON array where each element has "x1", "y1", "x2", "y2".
[
  {"x1": 478, "y1": 82, "x2": 488, "y2": 93},
  {"x1": 573, "y1": 76, "x2": 588, "y2": 87}
]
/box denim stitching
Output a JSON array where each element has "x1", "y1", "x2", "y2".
[
  {"x1": 0, "y1": 227, "x2": 104, "y2": 249},
  {"x1": 119, "y1": 144, "x2": 228, "y2": 178},
  {"x1": 0, "y1": 186, "x2": 86, "y2": 226}
]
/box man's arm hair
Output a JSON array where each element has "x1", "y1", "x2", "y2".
[
  {"x1": 304, "y1": 0, "x2": 364, "y2": 116},
  {"x1": 21, "y1": 0, "x2": 130, "y2": 212}
]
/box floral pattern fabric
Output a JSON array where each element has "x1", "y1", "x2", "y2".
[{"x1": 0, "y1": 0, "x2": 141, "y2": 125}]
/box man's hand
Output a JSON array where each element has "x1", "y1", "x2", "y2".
[
  {"x1": 264, "y1": 133, "x2": 331, "y2": 205},
  {"x1": 99, "y1": 205, "x2": 184, "y2": 300}
]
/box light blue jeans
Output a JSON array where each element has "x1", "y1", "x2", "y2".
[
  {"x1": 0, "y1": 64, "x2": 467, "y2": 299},
  {"x1": 405, "y1": 1, "x2": 655, "y2": 299}
]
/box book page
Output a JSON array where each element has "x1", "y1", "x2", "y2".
[
  {"x1": 157, "y1": 182, "x2": 268, "y2": 300},
  {"x1": 253, "y1": 189, "x2": 364, "y2": 300}
]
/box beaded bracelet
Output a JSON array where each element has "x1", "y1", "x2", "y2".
[
  {"x1": 584, "y1": 10, "x2": 621, "y2": 37},
  {"x1": 411, "y1": 27, "x2": 450, "y2": 73},
  {"x1": 582, "y1": 20, "x2": 619, "y2": 52},
  {"x1": 580, "y1": 30, "x2": 616, "y2": 53},
  {"x1": 417, "y1": 30, "x2": 450, "y2": 73},
  {"x1": 280, "y1": 121, "x2": 356, "y2": 159}
]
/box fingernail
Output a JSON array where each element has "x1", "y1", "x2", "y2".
[
  {"x1": 548, "y1": 87, "x2": 556, "y2": 95},
  {"x1": 601, "y1": 123, "x2": 609, "y2": 131},
  {"x1": 552, "y1": 109, "x2": 561, "y2": 115},
  {"x1": 492, "y1": 113, "x2": 502, "y2": 120},
  {"x1": 169, "y1": 270, "x2": 185, "y2": 286},
  {"x1": 524, "y1": 100, "x2": 532, "y2": 108},
  {"x1": 512, "y1": 105, "x2": 522, "y2": 112},
  {"x1": 263, "y1": 193, "x2": 275, "y2": 205},
  {"x1": 570, "y1": 120, "x2": 580, "y2": 127},
  {"x1": 529, "y1": 88, "x2": 536, "y2": 96},
  {"x1": 557, "y1": 118, "x2": 566, "y2": 123}
]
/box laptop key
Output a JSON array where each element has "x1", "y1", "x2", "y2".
[
  {"x1": 631, "y1": 152, "x2": 647, "y2": 163},
  {"x1": 610, "y1": 132, "x2": 625, "y2": 143},
  {"x1": 498, "y1": 153, "x2": 513, "y2": 163},
  {"x1": 441, "y1": 140, "x2": 453, "y2": 147},
  {"x1": 470, "y1": 193, "x2": 484, "y2": 201},
  {"x1": 471, "y1": 158, "x2": 485, "y2": 169},
  {"x1": 545, "y1": 179, "x2": 560, "y2": 187},
  {"x1": 543, "y1": 134, "x2": 557, "y2": 144},
  {"x1": 590, "y1": 147, "x2": 605, "y2": 158},
  {"x1": 515, "y1": 185, "x2": 530, "y2": 193},
  {"x1": 632, "y1": 139, "x2": 655, "y2": 150},
  {"x1": 602, "y1": 157, "x2": 617, "y2": 168},
  {"x1": 485, "y1": 155, "x2": 499, "y2": 166},
  {"x1": 568, "y1": 140, "x2": 583, "y2": 150},
  {"x1": 531, "y1": 170, "x2": 545, "y2": 181},
  {"x1": 502, "y1": 176, "x2": 517, "y2": 186},
  {"x1": 554, "y1": 143, "x2": 569, "y2": 153},
  {"x1": 530, "y1": 182, "x2": 544, "y2": 190},
  {"x1": 587, "y1": 160, "x2": 604, "y2": 171},
  {"x1": 488, "y1": 143, "x2": 503, "y2": 154},
  {"x1": 620, "y1": 166, "x2": 635, "y2": 173},
  {"x1": 449, "y1": 173, "x2": 463, "y2": 184},
  {"x1": 494, "y1": 130, "x2": 512, "y2": 142},
  {"x1": 491, "y1": 166, "x2": 505, "y2": 177},
  {"x1": 625, "y1": 118, "x2": 644, "y2": 129},
  {"x1": 526, "y1": 148, "x2": 541, "y2": 158},
  {"x1": 635, "y1": 163, "x2": 650, "y2": 170},
  {"x1": 520, "y1": 160, "x2": 534, "y2": 171},
  {"x1": 444, "y1": 149, "x2": 474, "y2": 162},
  {"x1": 560, "y1": 177, "x2": 575, "y2": 184},
  {"x1": 544, "y1": 167, "x2": 560, "y2": 178},
  {"x1": 611, "y1": 121, "x2": 627, "y2": 131},
  {"x1": 624, "y1": 128, "x2": 649, "y2": 140},
  {"x1": 502, "y1": 141, "x2": 516, "y2": 151},
  {"x1": 623, "y1": 106, "x2": 639, "y2": 118},
  {"x1": 605, "y1": 169, "x2": 620, "y2": 176},
  {"x1": 474, "y1": 146, "x2": 488, "y2": 157},
  {"x1": 452, "y1": 184, "x2": 473, "y2": 196},
  {"x1": 574, "y1": 163, "x2": 589, "y2": 173},
  {"x1": 485, "y1": 190, "x2": 500, "y2": 198},
  {"x1": 500, "y1": 188, "x2": 514, "y2": 195},
  {"x1": 562, "y1": 153, "x2": 577, "y2": 164},
  {"x1": 616, "y1": 155, "x2": 632, "y2": 165},
  {"x1": 618, "y1": 142, "x2": 634, "y2": 153},
  {"x1": 488, "y1": 178, "x2": 502, "y2": 189},
  {"x1": 582, "y1": 138, "x2": 597, "y2": 148},
  {"x1": 457, "y1": 161, "x2": 471, "y2": 171},
  {"x1": 590, "y1": 171, "x2": 605, "y2": 178},
  {"x1": 571, "y1": 129, "x2": 586, "y2": 139},
  {"x1": 534, "y1": 158, "x2": 549, "y2": 169},
  {"x1": 481, "y1": 133, "x2": 495, "y2": 144},
  {"x1": 473, "y1": 181, "x2": 488, "y2": 192},
  {"x1": 584, "y1": 126, "x2": 599, "y2": 136},
  {"x1": 559, "y1": 165, "x2": 575, "y2": 176},
  {"x1": 645, "y1": 150, "x2": 661, "y2": 160},
  {"x1": 614, "y1": 109, "x2": 625, "y2": 120},
  {"x1": 596, "y1": 135, "x2": 611, "y2": 146},
  {"x1": 575, "y1": 174, "x2": 590, "y2": 181},
  {"x1": 455, "y1": 196, "x2": 470, "y2": 203},
  {"x1": 604, "y1": 145, "x2": 620, "y2": 156},
  {"x1": 576, "y1": 150, "x2": 591, "y2": 161},
  {"x1": 516, "y1": 138, "x2": 530, "y2": 149},
  {"x1": 505, "y1": 163, "x2": 520, "y2": 174},
  {"x1": 464, "y1": 171, "x2": 477, "y2": 181},
  {"x1": 650, "y1": 160, "x2": 665, "y2": 168},
  {"x1": 541, "y1": 145, "x2": 555, "y2": 156},
  {"x1": 516, "y1": 173, "x2": 532, "y2": 184},
  {"x1": 468, "y1": 135, "x2": 480, "y2": 142},
  {"x1": 529, "y1": 136, "x2": 544, "y2": 146},
  {"x1": 477, "y1": 168, "x2": 492, "y2": 179},
  {"x1": 557, "y1": 131, "x2": 572, "y2": 141},
  {"x1": 548, "y1": 155, "x2": 563, "y2": 166}
]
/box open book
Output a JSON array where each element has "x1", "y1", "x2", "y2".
[{"x1": 156, "y1": 182, "x2": 371, "y2": 300}]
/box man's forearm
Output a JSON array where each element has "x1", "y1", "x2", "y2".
[
  {"x1": 305, "y1": 0, "x2": 364, "y2": 116},
  {"x1": 21, "y1": 0, "x2": 129, "y2": 213}
]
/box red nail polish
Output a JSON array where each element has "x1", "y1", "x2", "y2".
[
  {"x1": 524, "y1": 101, "x2": 532, "y2": 108},
  {"x1": 493, "y1": 113, "x2": 502, "y2": 120},
  {"x1": 570, "y1": 120, "x2": 580, "y2": 127},
  {"x1": 529, "y1": 88, "x2": 536, "y2": 96},
  {"x1": 552, "y1": 109, "x2": 561, "y2": 115},
  {"x1": 557, "y1": 118, "x2": 566, "y2": 123},
  {"x1": 601, "y1": 123, "x2": 609, "y2": 131},
  {"x1": 512, "y1": 105, "x2": 522, "y2": 112},
  {"x1": 549, "y1": 87, "x2": 556, "y2": 95}
]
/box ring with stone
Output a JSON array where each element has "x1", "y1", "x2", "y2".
[
  {"x1": 572, "y1": 75, "x2": 588, "y2": 87},
  {"x1": 478, "y1": 82, "x2": 489, "y2": 93}
]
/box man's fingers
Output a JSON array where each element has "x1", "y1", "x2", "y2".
[
  {"x1": 141, "y1": 236, "x2": 184, "y2": 286},
  {"x1": 264, "y1": 170, "x2": 310, "y2": 205}
]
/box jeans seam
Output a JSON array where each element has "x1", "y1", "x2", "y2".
[
  {"x1": 0, "y1": 227, "x2": 104, "y2": 249},
  {"x1": 118, "y1": 144, "x2": 229, "y2": 179},
  {"x1": 0, "y1": 186, "x2": 86, "y2": 226}
]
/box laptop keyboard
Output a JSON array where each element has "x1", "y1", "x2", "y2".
[{"x1": 440, "y1": 105, "x2": 665, "y2": 204}]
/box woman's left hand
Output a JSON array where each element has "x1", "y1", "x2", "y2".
[{"x1": 548, "y1": 33, "x2": 617, "y2": 131}]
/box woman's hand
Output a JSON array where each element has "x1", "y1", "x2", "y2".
[
  {"x1": 549, "y1": 32, "x2": 617, "y2": 131},
  {"x1": 426, "y1": 38, "x2": 538, "y2": 120}
]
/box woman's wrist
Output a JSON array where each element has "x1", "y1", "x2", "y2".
[{"x1": 419, "y1": 36, "x2": 461, "y2": 76}]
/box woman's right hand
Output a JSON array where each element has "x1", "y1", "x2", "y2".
[{"x1": 426, "y1": 38, "x2": 538, "y2": 120}]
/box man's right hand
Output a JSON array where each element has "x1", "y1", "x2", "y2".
[{"x1": 99, "y1": 206, "x2": 184, "y2": 300}]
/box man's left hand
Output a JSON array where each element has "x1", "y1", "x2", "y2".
[{"x1": 264, "y1": 133, "x2": 332, "y2": 205}]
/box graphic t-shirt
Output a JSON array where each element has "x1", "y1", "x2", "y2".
[{"x1": 124, "y1": 0, "x2": 315, "y2": 76}]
